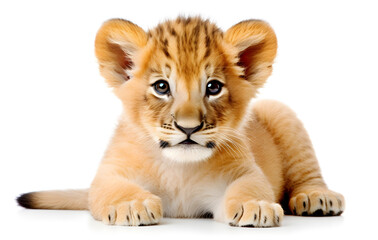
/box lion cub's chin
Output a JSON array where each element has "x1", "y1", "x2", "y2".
[{"x1": 161, "y1": 145, "x2": 214, "y2": 163}]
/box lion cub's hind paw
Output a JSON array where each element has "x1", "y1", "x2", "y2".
[
  {"x1": 104, "y1": 196, "x2": 162, "y2": 226},
  {"x1": 289, "y1": 190, "x2": 344, "y2": 216},
  {"x1": 226, "y1": 200, "x2": 284, "y2": 227}
]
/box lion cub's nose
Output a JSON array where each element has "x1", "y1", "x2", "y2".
[{"x1": 174, "y1": 121, "x2": 204, "y2": 136}]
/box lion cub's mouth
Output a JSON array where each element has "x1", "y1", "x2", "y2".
[
  {"x1": 159, "y1": 138, "x2": 199, "y2": 148},
  {"x1": 160, "y1": 138, "x2": 215, "y2": 149},
  {"x1": 179, "y1": 139, "x2": 198, "y2": 145}
]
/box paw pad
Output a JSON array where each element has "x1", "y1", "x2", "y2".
[
  {"x1": 226, "y1": 200, "x2": 283, "y2": 227},
  {"x1": 100, "y1": 195, "x2": 162, "y2": 226},
  {"x1": 289, "y1": 190, "x2": 344, "y2": 216}
]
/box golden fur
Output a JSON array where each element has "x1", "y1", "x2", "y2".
[{"x1": 17, "y1": 17, "x2": 344, "y2": 227}]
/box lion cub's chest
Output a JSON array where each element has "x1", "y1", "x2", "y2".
[{"x1": 139, "y1": 163, "x2": 228, "y2": 218}]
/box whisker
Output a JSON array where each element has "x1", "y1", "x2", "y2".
[
  {"x1": 215, "y1": 140, "x2": 238, "y2": 160},
  {"x1": 217, "y1": 135, "x2": 248, "y2": 159},
  {"x1": 212, "y1": 134, "x2": 243, "y2": 159},
  {"x1": 212, "y1": 130, "x2": 250, "y2": 159}
]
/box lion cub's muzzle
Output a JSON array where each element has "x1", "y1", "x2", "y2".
[
  {"x1": 174, "y1": 121, "x2": 203, "y2": 143},
  {"x1": 159, "y1": 121, "x2": 215, "y2": 148}
]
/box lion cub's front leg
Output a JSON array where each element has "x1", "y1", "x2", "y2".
[
  {"x1": 218, "y1": 170, "x2": 283, "y2": 227},
  {"x1": 88, "y1": 165, "x2": 162, "y2": 226}
]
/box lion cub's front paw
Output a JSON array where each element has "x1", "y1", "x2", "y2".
[
  {"x1": 103, "y1": 194, "x2": 162, "y2": 226},
  {"x1": 225, "y1": 199, "x2": 283, "y2": 227},
  {"x1": 289, "y1": 190, "x2": 345, "y2": 216}
]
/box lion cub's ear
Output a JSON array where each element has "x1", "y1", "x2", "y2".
[
  {"x1": 95, "y1": 19, "x2": 147, "y2": 87},
  {"x1": 225, "y1": 20, "x2": 277, "y2": 88}
]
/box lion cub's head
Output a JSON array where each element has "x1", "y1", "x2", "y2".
[{"x1": 95, "y1": 17, "x2": 277, "y2": 163}]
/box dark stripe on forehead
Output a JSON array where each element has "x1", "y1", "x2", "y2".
[
  {"x1": 203, "y1": 35, "x2": 211, "y2": 59},
  {"x1": 204, "y1": 48, "x2": 211, "y2": 59},
  {"x1": 167, "y1": 23, "x2": 177, "y2": 36},
  {"x1": 192, "y1": 24, "x2": 200, "y2": 36},
  {"x1": 184, "y1": 17, "x2": 192, "y2": 25},
  {"x1": 205, "y1": 35, "x2": 211, "y2": 47},
  {"x1": 170, "y1": 28, "x2": 177, "y2": 36},
  {"x1": 212, "y1": 27, "x2": 222, "y2": 37},
  {"x1": 163, "y1": 47, "x2": 171, "y2": 58},
  {"x1": 156, "y1": 24, "x2": 164, "y2": 35},
  {"x1": 161, "y1": 38, "x2": 171, "y2": 58},
  {"x1": 191, "y1": 23, "x2": 201, "y2": 59}
]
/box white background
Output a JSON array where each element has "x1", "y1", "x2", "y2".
[{"x1": 1, "y1": 0, "x2": 377, "y2": 239}]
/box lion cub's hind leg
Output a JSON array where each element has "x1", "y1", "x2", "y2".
[{"x1": 253, "y1": 100, "x2": 345, "y2": 216}]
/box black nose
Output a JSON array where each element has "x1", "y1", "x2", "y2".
[{"x1": 174, "y1": 121, "x2": 204, "y2": 136}]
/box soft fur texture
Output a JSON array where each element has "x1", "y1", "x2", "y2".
[{"x1": 17, "y1": 17, "x2": 344, "y2": 227}]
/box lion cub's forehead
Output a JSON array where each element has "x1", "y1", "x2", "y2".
[{"x1": 146, "y1": 17, "x2": 225, "y2": 79}]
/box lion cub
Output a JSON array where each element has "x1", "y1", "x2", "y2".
[{"x1": 17, "y1": 17, "x2": 344, "y2": 227}]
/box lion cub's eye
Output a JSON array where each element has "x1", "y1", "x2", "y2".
[
  {"x1": 206, "y1": 80, "x2": 223, "y2": 96},
  {"x1": 153, "y1": 80, "x2": 170, "y2": 95}
]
